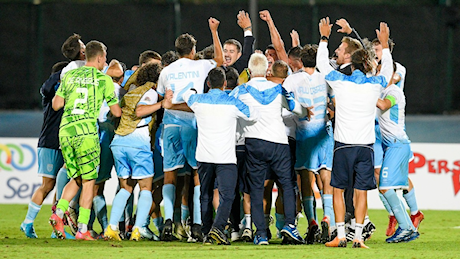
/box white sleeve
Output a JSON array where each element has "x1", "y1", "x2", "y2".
[
  {"x1": 234, "y1": 99, "x2": 259, "y2": 123},
  {"x1": 138, "y1": 90, "x2": 158, "y2": 106},
  {"x1": 395, "y1": 62, "x2": 406, "y2": 91},
  {"x1": 380, "y1": 48, "x2": 394, "y2": 86},
  {"x1": 157, "y1": 72, "x2": 166, "y2": 97},
  {"x1": 317, "y1": 42, "x2": 335, "y2": 76}
]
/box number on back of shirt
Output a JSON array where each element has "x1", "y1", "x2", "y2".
[{"x1": 71, "y1": 88, "x2": 88, "y2": 115}]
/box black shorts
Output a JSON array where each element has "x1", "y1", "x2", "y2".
[{"x1": 331, "y1": 141, "x2": 376, "y2": 191}]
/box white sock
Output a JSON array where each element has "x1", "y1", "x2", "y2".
[
  {"x1": 364, "y1": 216, "x2": 370, "y2": 225},
  {"x1": 244, "y1": 214, "x2": 251, "y2": 229},
  {"x1": 337, "y1": 222, "x2": 345, "y2": 239},
  {"x1": 56, "y1": 208, "x2": 65, "y2": 219},
  {"x1": 354, "y1": 223, "x2": 364, "y2": 241},
  {"x1": 351, "y1": 218, "x2": 356, "y2": 229},
  {"x1": 110, "y1": 224, "x2": 119, "y2": 231}
]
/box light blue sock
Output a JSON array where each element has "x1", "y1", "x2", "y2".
[
  {"x1": 109, "y1": 188, "x2": 131, "y2": 227},
  {"x1": 403, "y1": 188, "x2": 419, "y2": 215},
  {"x1": 55, "y1": 168, "x2": 69, "y2": 200},
  {"x1": 400, "y1": 197, "x2": 415, "y2": 230},
  {"x1": 322, "y1": 194, "x2": 335, "y2": 227},
  {"x1": 275, "y1": 213, "x2": 285, "y2": 231},
  {"x1": 379, "y1": 192, "x2": 394, "y2": 215},
  {"x1": 181, "y1": 204, "x2": 190, "y2": 222},
  {"x1": 124, "y1": 193, "x2": 134, "y2": 224},
  {"x1": 383, "y1": 189, "x2": 410, "y2": 230},
  {"x1": 93, "y1": 195, "x2": 108, "y2": 231},
  {"x1": 135, "y1": 190, "x2": 153, "y2": 228},
  {"x1": 24, "y1": 201, "x2": 41, "y2": 223},
  {"x1": 302, "y1": 196, "x2": 315, "y2": 224},
  {"x1": 193, "y1": 185, "x2": 201, "y2": 224},
  {"x1": 162, "y1": 184, "x2": 175, "y2": 221},
  {"x1": 173, "y1": 208, "x2": 181, "y2": 223}
]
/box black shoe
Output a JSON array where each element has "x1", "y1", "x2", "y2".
[
  {"x1": 306, "y1": 223, "x2": 319, "y2": 245},
  {"x1": 162, "y1": 219, "x2": 173, "y2": 241},
  {"x1": 362, "y1": 221, "x2": 376, "y2": 241},
  {"x1": 320, "y1": 219, "x2": 330, "y2": 244},
  {"x1": 330, "y1": 228, "x2": 337, "y2": 241},
  {"x1": 344, "y1": 212, "x2": 353, "y2": 224},
  {"x1": 191, "y1": 224, "x2": 203, "y2": 242},
  {"x1": 346, "y1": 227, "x2": 355, "y2": 242},
  {"x1": 209, "y1": 227, "x2": 230, "y2": 245}
]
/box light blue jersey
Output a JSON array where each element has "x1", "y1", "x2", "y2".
[{"x1": 283, "y1": 70, "x2": 333, "y2": 172}]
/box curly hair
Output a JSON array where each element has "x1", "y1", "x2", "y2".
[
  {"x1": 300, "y1": 44, "x2": 318, "y2": 68},
  {"x1": 136, "y1": 63, "x2": 162, "y2": 86}
]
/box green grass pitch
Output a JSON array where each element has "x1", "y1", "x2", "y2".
[{"x1": 1, "y1": 204, "x2": 460, "y2": 259}]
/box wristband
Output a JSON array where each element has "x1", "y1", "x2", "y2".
[
  {"x1": 321, "y1": 35, "x2": 329, "y2": 41},
  {"x1": 243, "y1": 26, "x2": 252, "y2": 31}
]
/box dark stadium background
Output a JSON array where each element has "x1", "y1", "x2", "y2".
[{"x1": 0, "y1": 0, "x2": 459, "y2": 115}]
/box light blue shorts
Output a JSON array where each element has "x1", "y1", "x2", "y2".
[
  {"x1": 97, "y1": 121, "x2": 116, "y2": 184},
  {"x1": 111, "y1": 145, "x2": 154, "y2": 180},
  {"x1": 374, "y1": 124, "x2": 384, "y2": 169},
  {"x1": 379, "y1": 142, "x2": 410, "y2": 190},
  {"x1": 37, "y1": 147, "x2": 64, "y2": 179},
  {"x1": 295, "y1": 126, "x2": 333, "y2": 173},
  {"x1": 162, "y1": 124, "x2": 198, "y2": 172}
]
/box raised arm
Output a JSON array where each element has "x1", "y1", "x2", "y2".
[
  {"x1": 336, "y1": 18, "x2": 365, "y2": 47},
  {"x1": 232, "y1": 10, "x2": 255, "y2": 74},
  {"x1": 209, "y1": 17, "x2": 224, "y2": 67},
  {"x1": 259, "y1": 10, "x2": 288, "y2": 63},
  {"x1": 317, "y1": 17, "x2": 334, "y2": 75},
  {"x1": 290, "y1": 29, "x2": 300, "y2": 48},
  {"x1": 376, "y1": 22, "x2": 393, "y2": 85}
]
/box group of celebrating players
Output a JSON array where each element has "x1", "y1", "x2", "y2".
[{"x1": 19, "y1": 9, "x2": 424, "y2": 248}]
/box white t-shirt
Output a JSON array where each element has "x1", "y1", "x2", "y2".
[
  {"x1": 377, "y1": 84, "x2": 409, "y2": 146},
  {"x1": 283, "y1": 70, "x2": 330, "y2": 134},
  {"x1": 317, "y1": 41, "x2": 393, "y2": 144},
  {"x1": 157, "y1": 58, "x2": 217, "y2": 127},
  {"x1": 184, "y1": 88, "x2": 258, "y2": 164},
  {"x1": 111, "y1": 89, "x2": 158, "y2": 150}
]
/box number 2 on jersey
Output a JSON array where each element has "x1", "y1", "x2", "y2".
[{"x1": 71, "y1": 88, "x2": 88, "y2": 115}]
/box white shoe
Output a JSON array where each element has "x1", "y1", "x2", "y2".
[{"x1": 231, "y1": 231, "x2": 241, "y2": 242}]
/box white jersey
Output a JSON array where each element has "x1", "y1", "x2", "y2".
[
  {"x1": 184, "y1": 88, "x2": 258, "y2": 164},
  {"x1": 98, "y1": 82, "x2": 126, "y2": 123},
  {"x1": 317, "y1": 41, "x2": 393, "y2": 144},
  {"x1": 377, "y1": 84, "x2": 409, "y2": 146},
  {"x1": 283, "y1": 70, "x2": 330, "y2": 134},
  {"x1": 111, "y1": 89, "x2": 158, "y2": 150},
  {"x1": 230, "y1": 77, "x2": 308, "y2": 145},
  {"x1": 157, "y1": 58, "x2": 217, "y2": 127},
  {"x1": 60, "y1": 60, "x2": 85, "y2": 80},
  {"x1": 395, "y1": 62, "x2": 406, "y2": 91}
]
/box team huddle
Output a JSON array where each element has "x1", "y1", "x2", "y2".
[{"x1": 20, "y1": 10, "x2": 424, "y2": 248}]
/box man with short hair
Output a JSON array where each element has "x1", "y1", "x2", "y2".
[
  {"x1": 223, "y1": 10, "x2": 255, "y2": 74},
  {"x1": 156, "y1": 17, "x2": 224, "y2": 242},
  {"x1": 50, "y1": 40, "x2": 121, "y2": 240},
  {"x1": 230, "y1": 53, "x2": 309, "y2": 245},
  {"x1": 175, "y1": 67, "x2": 259, "y2": 245},
  {"x1": 317, "y1": 18, "x2": 393, "y2": 249}
]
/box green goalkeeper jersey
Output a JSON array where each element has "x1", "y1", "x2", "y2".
[{"x1": 56, "y1": 66, "x2": 118, "y2": 137}]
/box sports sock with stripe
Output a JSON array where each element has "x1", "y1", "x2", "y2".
[{"x1": 24, "y1": 201, "x2": 41, "y2": 224}]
